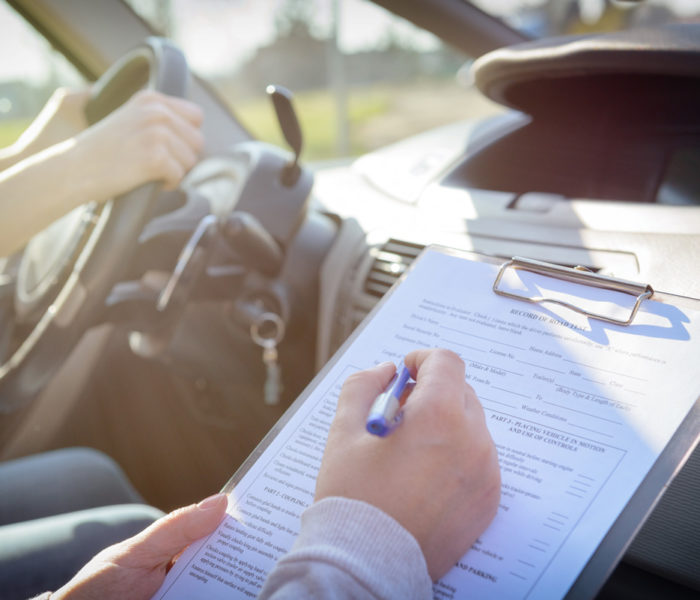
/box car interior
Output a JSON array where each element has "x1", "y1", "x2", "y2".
[{"x1": 0, "y1": 0, "x2": 698, "y2": 598}]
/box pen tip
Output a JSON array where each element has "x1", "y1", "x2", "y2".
[{"x1": 366, "y1": 419, "x2": 389, "y2": 436}]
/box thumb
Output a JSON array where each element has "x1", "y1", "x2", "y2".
[
  {"x1": 335, "y1": 361, "x2": 396, "y2": 426},
  {"x1": 131, "y1": 493, "x2": 228, "y2": 560}
]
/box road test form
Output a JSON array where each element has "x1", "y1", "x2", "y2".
[{"x1": 153, "y1": 247, "x2": 700, "y2": 600}]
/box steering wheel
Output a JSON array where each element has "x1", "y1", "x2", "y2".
[{"x1": 0, "y1": 38, "x2": 190, "y2": 412}]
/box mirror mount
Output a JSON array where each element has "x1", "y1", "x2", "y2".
[{"x1": 266, "y1": 84, "x2": 303, "y2": 187}]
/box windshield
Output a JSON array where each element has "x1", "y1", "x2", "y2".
[
  {"x1": 124, "y1": 0, "x2": 700, "y2": 163},
  {"x1": 125, "y1": 0, "x2": 501, "y2": 163}
]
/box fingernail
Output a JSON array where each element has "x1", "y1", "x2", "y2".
[
  {"x1": 376, "y1": 361, "x2": 395, "y2": 370},
  {"x1": 197, "y1": 493, "x2": 227, "y2": 510}
]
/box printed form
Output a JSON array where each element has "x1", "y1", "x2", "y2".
[{"x1": 153, "y1": 248, "x2": 700, "y2": 600}]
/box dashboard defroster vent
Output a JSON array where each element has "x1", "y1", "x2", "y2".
[{"x1": 362, "y1": 239, "x2": 425, "y2": 298}]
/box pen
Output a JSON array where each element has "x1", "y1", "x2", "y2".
[{"x1": 366, "y1": 364, "x2": 412, "y2": 437}]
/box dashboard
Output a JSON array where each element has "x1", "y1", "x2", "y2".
[{"x1": 312, "y1": 112, "x2": 700, "y2": 367}]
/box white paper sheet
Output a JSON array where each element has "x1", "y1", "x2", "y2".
[{"x1": 153, "y1": 248, "x2": 700, "y2": 600}]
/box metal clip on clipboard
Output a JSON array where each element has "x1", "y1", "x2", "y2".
[{"x1": 492, "y1": 257, "x2": 654, "y2": 326}]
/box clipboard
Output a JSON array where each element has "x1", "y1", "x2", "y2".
[
  {"x1": 489, "y1": 253, "x2": 700, "y2": 597},
  {"x1": 216, "y1": 245, "x2": 700, "y2": 599}
]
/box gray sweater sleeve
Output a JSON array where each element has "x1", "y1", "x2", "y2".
[{"x1": 258, "y1": 497, "x2": 433, "y2": 600}]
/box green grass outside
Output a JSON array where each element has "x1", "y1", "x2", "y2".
[
  {"x1": 235, "y1": 87, "x2": 390, "y2": 161},
  {"x1": 0, "y1": 80, "x2": 498, "y2": 162},
  {"x1": 0, "y1": 90, "x2": 389, "y2": 161},
  {"x1": 231, "y1": 79, "x2": 502, "y2": 161}
]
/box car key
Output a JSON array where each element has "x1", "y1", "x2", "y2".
[
  {"x1": 251, "y1": 312, "x2": 285, "y2": 405},
  {"x1": 261, "y1": 338, "x2": 281, "y2": 406}
]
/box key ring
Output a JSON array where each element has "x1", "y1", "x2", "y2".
[{"x1": 250, "y1": 312, "x2": 285, "y2": 347}]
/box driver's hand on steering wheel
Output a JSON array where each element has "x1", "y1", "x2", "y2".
[
  {"x1": 73, "y1": 89, "x2": 204, "y2": 198},
  {"x1": 0, "y1": 89, "x2": 203, "y2": 257}
]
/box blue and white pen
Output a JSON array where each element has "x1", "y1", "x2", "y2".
[{"x1": 366, "y1": 364, "x2": 412, "y2": 437}]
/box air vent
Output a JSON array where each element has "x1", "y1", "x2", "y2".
[{"x1": 362, "y1": 239, "x2": 425, "y2": 298}]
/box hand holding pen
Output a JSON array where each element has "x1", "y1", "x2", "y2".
[
  {"x1": 366, "y1": 363, "x2": 413, "y2": 436},
  {"x1": 315, "y1": 348, "x2": 501, "y2": 581}
]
